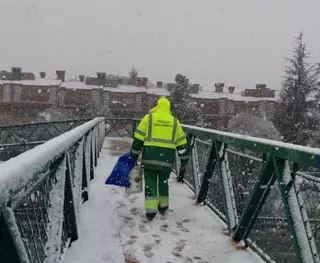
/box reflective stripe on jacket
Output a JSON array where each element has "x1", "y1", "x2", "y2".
[
  {"x1": 134, "y1": 97, "x2": 187, "y2": 149},
  {"x1": 131, "y1": 96, "x2": 188, "y2": 170}
]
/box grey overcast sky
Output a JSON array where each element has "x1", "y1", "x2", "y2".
[{"x1": 0, "y1": 0, "x2": 319, "y2": 90}]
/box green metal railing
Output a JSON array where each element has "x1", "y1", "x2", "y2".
[
  {"x1": 0, "y1": 119, "x2": 93, "y2": 161},
  {"x1": 177, "y1": 125, "x2": 320, "y2": 263},
  {"x1": 104, "y1": 118, "x2": 320, "y2": 262},
  {"x1": 3, "y1": 117, "x2": 320, "y2": 263},
  {"x1": 0, "y1": 118, "x2": 105, "y2": 263}
]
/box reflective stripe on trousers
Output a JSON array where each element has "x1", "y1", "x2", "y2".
[
  {"x1": 145, "y1": 197, "x2": 158, "y2": 213},
  {"x1": 142, "y1": 159, "x2": 172, "y2": 168},
  {"x1": 159, "y1": 196, "x2": 169, "y2": 208}
]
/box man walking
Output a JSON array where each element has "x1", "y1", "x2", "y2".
[{"x1": 130, "y1": 96, "x2": 189, "y2": 221}]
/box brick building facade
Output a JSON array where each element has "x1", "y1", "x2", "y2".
[{"x1": 0, "y1": 67, "x2": 279, "y2": 129}]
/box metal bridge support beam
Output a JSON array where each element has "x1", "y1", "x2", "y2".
[
  {"x1": 215, "y1": 143, "x2": 237, "y2": 233},
  {"x1": 196, "y1": 141, "x2": 220, "y2": 203},
  {"x1": 274, "y1": 158, "x2": 316, "y2": 263},
  {"x1": 82, "y1": 138, "x2": 89, "y2": 202},
  {"x1": 65, "y1": 153, "x2": 79, "y2": 242},
  {"x1": 232, "y1": 155, "x2": 276, "y2": 241},
  {"x1": 1, "y1": 207, "x2": 30, "y2": 263}
]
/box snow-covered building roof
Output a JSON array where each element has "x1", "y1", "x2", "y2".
[
  {"x1": 61, "y1": 80, "x2": 103, "y2": 90},
  {"x1": 104, "y1": 85, "x2": 147, "y2": 93},
  {"x1": 191, "y1": 91, "x2": 279, "y2": 102},
  {"x1": 146, "y1": 84, "x2": 280, "y2": 102},
  {"x1": 62, "y1": 81, "x2": 147, "y2": 93},
  {"x1": 0, "y1": 78, "x2": 62, "y2": 86},
  {"x1": 146, "y1": 85, "x2": 170, "y2": 96}
]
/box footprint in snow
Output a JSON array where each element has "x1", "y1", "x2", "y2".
[
  {"x1": 143, "y1": 244, "x2": 154, "y2": 258},
  {"x1": 176, "y1": 220, "x2": 189, "y2": 232},
  {"x1": 172, "y1": 239, "x2": 187, "y2": 257},
  {"x1": 152, "y1": 234, "x2": 162, "y2": 244},
  {"x1": 129, "y1": 196, "x2": 138, "y2": 204},
  {"x1": 116, "y1": 200, "x2": 126, "y2": 209},
  {"x1": 160, "y1": 223, "x2": 169, "y2": 232},
  {"x1": 138, "y1": 223, "x2": 148, "y2": 233},
  {"x1": 129, "y1": 207, "x2": 139, "y2": 216},
  {"x1": 123, "y1": 249, "x2": 139, "y2": 263},
  {"x1": 193, "y1": 256, "x2": 209, "y2": 263},
  {"x1": 127, "y1": 235, "x2": 138, "y2": 245}
]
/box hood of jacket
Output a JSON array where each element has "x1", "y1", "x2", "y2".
[{"x1": 149, "y1": 97, "x2": 172, "y2": 115}]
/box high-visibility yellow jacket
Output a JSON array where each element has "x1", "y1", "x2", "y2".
[{"x1": 130, "y1": 97, "x2": 189, "y2": 171}]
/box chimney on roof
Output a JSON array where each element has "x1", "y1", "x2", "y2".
[
  {"x1": 11, "y1": 67, "x2": 22, "y2": 80},
  {"x1": 0, "y1": 70, "x2": 8, "y2": 79},
  {"x1": 40, "y1": 72, "x2": 46, "y2": 78},
  {"x1": 79, "y1": 75, "x2": 85, "y2": 82},
  {"x1": 228, "y1": 86, "x2": 235, "y2": 94},
  {"x1": 214, "y1": 83, "x2": 224, "y2": 93},
  {"x1": 56, "y1": 70, "x2": 66, "y2": 82},
  {"x1": 157, "y1": 81, "x2": 163, "y2": 88},
  {"x1": 97, "y1": 72, "x2": 106, "y2": 80},
  {"x1": 256, "y1": 84, "x2": 267, "y2": 90}
]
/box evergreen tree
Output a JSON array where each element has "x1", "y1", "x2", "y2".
[
  {"x1": 169, "y1": 73, "x2": 202, "y2": 125},
  {"x1": 128, "y1": 66, "x2": 139, "y2": 85},
  {"x1": 275, "y1": 32, "x2": 319, "y2": 144}
]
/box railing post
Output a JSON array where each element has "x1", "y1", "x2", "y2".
[
  {"x1": 0, "y1": 207, "x2": 30, "y2": 263},
  {"x1": 132, "y1": 119, "x2": 138, "y2": 138},
  {"x1": 189, "y1": 135, "x2": 201, "y2": 195},
  {"x1": 176, "y1": 133, "x2": 194, "y2": 182},
  {"x1": 215, "y1": 143, "x2": 238, "y2": 232},
  {"x1": 274, "y1": 158, "x2": 315, "y2": 263},
  {"x1": 65, "y1": 153, "x2": 79, "y2": 242},
  {"x1": 95, "y1": 126, "x2": 99, "y2": 160},
  {"x1": 90, "y1": 130, "x2": 95, "y2": 180},
  {"x1": 82, "y1": 136, "x2": 89, "y2": 202},
  {"x1": 196, "y1": 140, "x2": 220, "y2": 203},
  {"x1": 232, "y1": 155, "x2": 276, "y2": 241}
]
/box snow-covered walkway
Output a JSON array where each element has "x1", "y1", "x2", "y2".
[{"x1": 64, "y1": 138, "x2": 264, "y2": 263}]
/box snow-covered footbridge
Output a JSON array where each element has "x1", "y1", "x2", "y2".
[{"x1": 1, "y1": 118, "x2": 320, "y2": 263}]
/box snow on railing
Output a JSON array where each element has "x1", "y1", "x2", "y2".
[
  {"x1": 0, "y1": 117, "x2": 105, "y2": 263},
  {"x1": 0, "y1": 118, "x2": 94, "y2": 161},
  {"x1": 180, "y1": 124, "x2": 320, "y2": 263}
]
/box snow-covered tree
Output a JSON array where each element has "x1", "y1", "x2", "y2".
[
  {"x1": 275, "y1": 32, "x2": 320, "y2": 145},
  {"x1": 128, "y1": 66, "x2": 139, "y2": 85},
  {"x1": 227, "y1": 112, "x2": 282, "y2": 215},
  {"x1": 170, "y1": 73, "x2": 202, "y2": 125},
  {"x1": 228, "y1": 112, "x2": 281, "y2": 141},
  {"x1": 305, "y1": 109, "x2": 320, "y2": 148}
]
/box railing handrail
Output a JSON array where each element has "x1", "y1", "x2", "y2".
[
  {"x1": 183, "y1": 124, "x2": 320, "y2": 168},
  {"x1": 0, "y1": 118, "x2": 94, "y2": 129},
  {"x1": 0, "y1": 117, "x2": 104, "y2": 206}
]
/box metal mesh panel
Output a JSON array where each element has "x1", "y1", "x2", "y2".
[
  {"x1": 194, "y1": 139, "x2": 211, "y2": 191},
  {"x1": 0, "y1": 119, "x2": 105, "y2": 263},
  {"x1": 105, "y1": 119, "x2": 134, "y2": 138},
  {"x1": 295, "y1": 171, "x2": 320, "y2": 260},
  {"x1": 249, "y1": 182, "x2": 295, "y2": 262},
  {"x1": 0, "y1": 119, "x2": 91, "y2": 161},
  {"x1": 207, "y1": 169, "x2": 227, "y2": 220},
  {"x1": 182, "y1": 155, "x2": 195, "y2": 190},
  {"x1": 14, "y1": 169, "x2": 62, "y2": 263},
  {"x1": 227, "y1": 148, "x2": 263, "y2": 216}
]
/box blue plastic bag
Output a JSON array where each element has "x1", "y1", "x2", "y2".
[{"x1": 105, "y1": 152, "x2": 137, "y2": 187}]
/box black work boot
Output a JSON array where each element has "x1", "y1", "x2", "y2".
[
  {"x1": 158, "y1": 205, "x2": 168, "y2": 215},
  {"x1": 146, "y1": 212, "x2": 157, "y2": 221}
]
